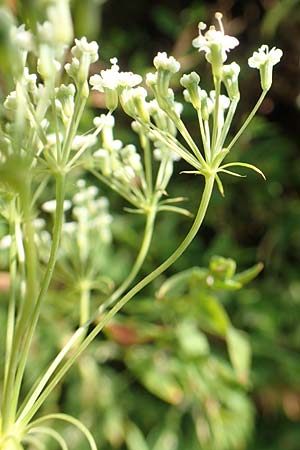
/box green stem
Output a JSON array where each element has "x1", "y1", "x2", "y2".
[
  {"x1": 61, "y1": 83, "x2": 87, "y2": 165},
  {"x1": 16, "y1": 174, "x2": 215, "y2": 427},
  {"x1": 197, "y1": 109, "x2": 210, "y2": 162},
  {"x1": 80, "y1": 287, "x2": 91, "y2": 327},
  {"x1": 211, "y1": 76, "x2": 221, "y2": 156},
  {"x1": 1, "y1": 180, "x2": 37, "y2": 431},
  {"x1": 51, "y1": 98, "x2": 62, "y2": 163},
  {"x1": 98, "y1": 201, "x2": 157, "y2": 313},
  {"x1": 17, "y1": 200, "x2": 157, "y2": 416},
  {"x1": 170, "y1": 113, "x2": 207, "y2": 168},
  {"x1": 215, "y1": 96, "x2": 239, "y2": 153},
  {"x1": 227, "y1": 90, "x2": 267, "y2": 152},
  {"x1": 90, "y1": 170, "x2": 142, "y2": 209},
  {"x1": 3, "y1": 200, "x2": 18, "y2": 394},
  {"x1": 9, "y1": 173, "x2": 66, "y2": 426},
  {"x1": 140, "y1": 134, "x2": 153, "y2": 197}
]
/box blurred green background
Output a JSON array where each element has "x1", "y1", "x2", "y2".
[{"x1": 1, "y1": 0, "x2": 300, "y2": 449}]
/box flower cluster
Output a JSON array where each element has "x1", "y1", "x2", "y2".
[{"x1": 90, "y1": 58, "x2": 142, "y2": 110}]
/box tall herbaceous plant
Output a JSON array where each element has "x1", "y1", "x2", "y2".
[{"x1": 0, "y1": 1, "x2": 282, "y2": 449}]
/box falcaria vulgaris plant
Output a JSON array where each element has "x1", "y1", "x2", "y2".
[{"x1": 0, "y1": 1, "x2": 282, "y2": 449}]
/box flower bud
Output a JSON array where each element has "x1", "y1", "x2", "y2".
[{"x1": 180, "y1": 72, "x2": 201, "y2": 109}]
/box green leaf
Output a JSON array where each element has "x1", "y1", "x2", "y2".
[
  {"x1": 233, "y1": 262, "x2": 264, "y2": 285},
  {"x1": 156, "y1": 267, "x2": 207, "y2": 299},
  {"x1": 226, "y1": 328, "x2": 251, "y2": 385},
  {"x1": 176, "y1": 321, "x2": 210, "y2": 357},
  {"x1": 219, "y1": 162, "x2": 266, "y2": 180},
  {"x1": 197, "y1": 295, "x2": 230, "y2": 336},
  {"x1": 215, "y1": 173, "x2": 225, "y2": 197},
  {"x1": 126, "y1": 423, "x2": 149, "y2": 450}
]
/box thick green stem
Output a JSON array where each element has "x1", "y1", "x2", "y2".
[{"x1": 16, "y1": 174, "x2": 215, "y2": 427}]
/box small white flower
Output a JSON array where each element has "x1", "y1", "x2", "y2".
[
  {"x1": 11, "y1": 25, "x2": 34, "y2": 51},
  {"x1": 71, "y1": 134, "x2": 97, "y2": 151},
  {"x1": 153, "y1": 52, "x2": 180, "y2": 73},
  {"x1": 248, "y1": 45, "x2": 283, "y2": 90},
  {"x1": 37, "y1": 21, "x2": 54, "y2": 44},
  {"x1": 145, "y1": 72, "x2": 157, "y2": 88},
  {"x1": 248, "y1": 45, "x2": 283, "y2": 69},
  {"x1": 0, "y1": 235, "x2": 12, "y2": 249},
  {"x1": 210, "y1": 91, "x2": 230, "y2": 110},
  {"x1": 71, "y1": 37, "x2": 99, "y2": 63},
  {"x1": 42, "y1": 199, "x2": 72, "y2": 213},
  {"x1": 90, "y1": 58, "x2": 142, "y2": 92},
  {"x1": 93, "y1": 114, "x2": 115, "y2": 128},
  {"x1": 63, "y1": 221, "x2": 77, "y2": 234},
  {"x1": 192, "y1": 13, "x2": 239, "y2": 68},
  {"x1": 33, "y1": 218, "x2": 46, "y2": 230}
]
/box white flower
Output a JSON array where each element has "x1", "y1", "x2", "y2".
[
  {"x1": 248, "y1": 45, "x2": 283, "y2": 69},
  {"x1": 37, "y1": 21, "x2": 54, "y2": 44},
  {"x1": 71, "y1": 134, "x2": 97, "y2": 151},
  {"x1": 153, "y1": 52, "x2": 180, "y2": 73},
  {"x1": 0, "y1": 235, "x2": 12, "y2": 249},
  {"x1": 11, "y1": 25, "x2": 34, "y2": 51},
  {"x1": 192, "y1": 13, "x2": 239, "y2": 70},
  {"x1": 93, "y1": 114, "x2": 115, "y2": 128},
  {"x1": 42, "y1": 199, "x2": 72, "y2": 213},
  {"x1": 248, "y1": 45, "x2": 283, "y2": 90},
  {"x1": 90, "y1": 58, "x2": 142, "y2": 92},
  {"x1": 71, "y1": 37, "x2": 99, "y2": 63}
]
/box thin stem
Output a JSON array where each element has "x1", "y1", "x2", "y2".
[
  {"x1": 169, "y1": 112, "x2": 207, "y2": 167},
  {"x1": 211, "y1": 76, "x2": 221, "y2": 156},
  {"x1": 140, "y1": 133, "x2": 153, "y2": 197},
  {"x1": 227, "y1": 90, "x2": 267, "y2": 152},
  {"x1": 66, "y1": 111, "x2": 112, "y2": 169},
  {"x1": 98, "y1": 201, "x2": 157, "y2": 313},
  {"x1": 61, "y1": 83, "x2": 87, "y2": 165},
  {"x1": 204, "y1": 120, "x2": 211, "y2": 153},
  {"x1": 90, "y1": 169, "x2": 142, "y2": 209},
  {"x1": 16, "y1": 174, "x2": 215, "y2": 427},
  {"x1": 142, "y1": 121, "x2": 204, "y2": 172},
  {"x1": 51, "y1": 98, "x2": 62, "y2": 163},
  {"x1": 197, "y1": 109, "x2": 210, "y2": 162},
  {"x1": 31, "y1": 175, "x2": 50, "y2": 207},
  {"x1": 215, "y1": 96, "x2": 239, "y2": 153}
]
